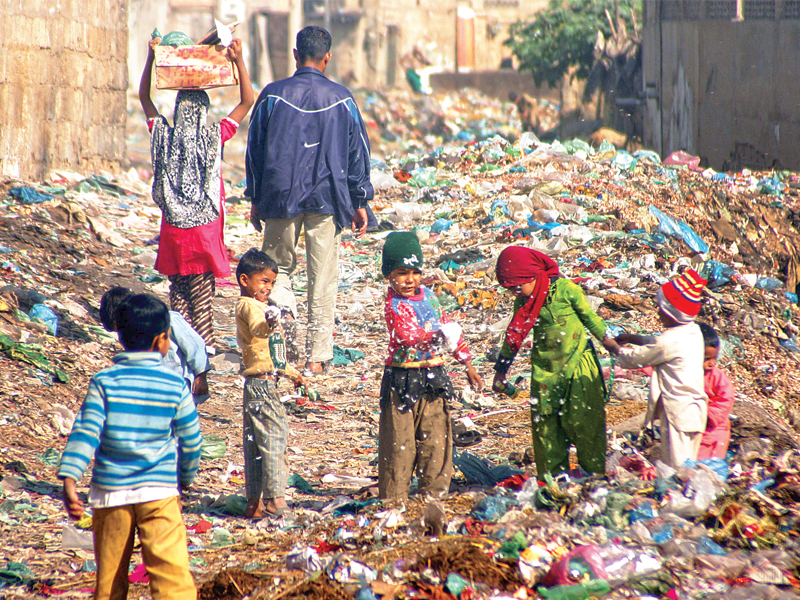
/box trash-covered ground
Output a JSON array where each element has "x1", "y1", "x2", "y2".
[{"x1": 1, "y1": 87, "x2": 800, "y2": 599}]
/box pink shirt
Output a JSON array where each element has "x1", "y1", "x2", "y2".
[{"x1": 698, "y1": 365, "x2": 735, "y2": 460}]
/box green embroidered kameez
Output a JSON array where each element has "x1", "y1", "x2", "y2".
[{"x1": 499, "y1": 278, "x2": 608, "y2": 478}]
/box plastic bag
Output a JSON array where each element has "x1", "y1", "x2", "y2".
[
  {"x1": 29, "y1": 304, "x2": 58, "y2": 336},
  {"x1": 701, "y1": 259, "x2": 737, "y2": 289},
  {"x1": 663, "y1": 150, "x2": 701, "y2": 170},
  {"x1": 469, "y1": 495, "x2": 518, "y2": 522},
  {"x1": 612, "y1": 152, "x2": 637, "y2": 171},
  {"x1": 201, "y1": 435, "x2": 227, "y2": 460},
  {"x1": 429, "y1": 218, "x2": 452, "y2": 234},
  {"x1": 755, "y1": 277, "x2": 784, "y2": 291},
  {"x1": 649, "y1": 205, "x2": 709, "y2": 253},
  {"x1": 516, "y1": 477, "x2": 539, "y2": 506},
  {"x1": 371, "y1": 170, "x2": 399, "y2": 189},
  {"x1": 541, "y1": 544, "x2": 608, "y2": 587},
  {"x1": 62, "y1": 524, "x2": 94, "y2": 550},
  {"x1": 286, "y1": 546, "x2": 322, "y2": 572}
]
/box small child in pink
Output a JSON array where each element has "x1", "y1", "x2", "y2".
[{"x1": 697, "y1": 322, "x2": 735, "y2": 460}]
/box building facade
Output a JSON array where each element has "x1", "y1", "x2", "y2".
[{"x1": 127, "y1": 0, "x2": 546, "y2": 90}]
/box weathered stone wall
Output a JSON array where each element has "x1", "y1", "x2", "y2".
[{"x1": 0, "y1": 0, "x2": 128, "y2": 180}]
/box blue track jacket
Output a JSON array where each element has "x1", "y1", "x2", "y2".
[{"x1": 245, "y1": 67, "x2": 374, "y2": 230}]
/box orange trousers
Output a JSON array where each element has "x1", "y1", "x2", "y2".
[{"x1": 92, "y1": 495, "x2": 195, "y2": 600}]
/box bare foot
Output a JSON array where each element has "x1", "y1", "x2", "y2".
[
  {"x1": 305, "y1": 362, "x2": 324, "y2": 375},
  {"x1": 244, "y1": 498, "x2": 265, "y2": 519}
]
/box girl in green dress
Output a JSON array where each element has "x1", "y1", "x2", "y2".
[{"x1": 492, "y1": 246, "x2": 616, "y2": 479}]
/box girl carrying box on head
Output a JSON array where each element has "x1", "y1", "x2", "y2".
[{"x1": 139, "y1": 36, "x2": 254, "y2": 350}]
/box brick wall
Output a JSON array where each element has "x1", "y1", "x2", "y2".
[{"x1": 0, "y1": 0, "x2": 128, "y2": 180}]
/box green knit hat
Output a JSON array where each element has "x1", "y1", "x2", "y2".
[{"x1": 381, "y1": 231, "x2": 423, "y2": 277}]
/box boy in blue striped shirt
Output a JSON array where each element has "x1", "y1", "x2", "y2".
[{"x1": 58, "y1": 294, "x2": 202, "y2": 600}]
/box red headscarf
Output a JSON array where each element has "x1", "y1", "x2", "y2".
[{"x1": 496, "y1": 246, "x2": 560, "y2": 354}]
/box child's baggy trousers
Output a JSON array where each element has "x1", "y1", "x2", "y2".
[{"x1": 93, "y1": 495, "x2": 195, "y2": 600}]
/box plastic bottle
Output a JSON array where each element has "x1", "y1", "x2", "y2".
[
  {"x1": 538, "y1": 579, "x2": 611, "y2": 599},
  {"x1": 497, "y1": 381, "x2": 520, "y2": 399}
]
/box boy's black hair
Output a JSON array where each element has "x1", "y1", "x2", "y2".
[
  {"x1": 296, "y1": 26, "x2": 332, "y2": 62},
  {"x1": 116, "y1": 294, "x2": 170, "y2": 352},
  {"x1": 236, "y1": 248, "x2": 279, "y2": 282},
  {"x1": 99, "y1": 286, "x2": 135, "y2": 332},
  {"x1": 698, "y1": 321, "x2": 720, "y2": 348}
]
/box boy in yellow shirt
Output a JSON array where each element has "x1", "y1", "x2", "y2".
[{"x1": 235, "y1": 248, "x2": 304, "y2": 518}]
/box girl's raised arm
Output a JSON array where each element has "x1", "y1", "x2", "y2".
[{"x1": 139, "y1": 38, "x2": 160, "y2": 120}]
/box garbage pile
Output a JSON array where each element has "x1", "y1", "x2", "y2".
[
  {"x1": 355, "y1": 88, "x2": 521, "y2": 150},
  {"x1": 0, "y1": 88, "x2": 800, "y2": 599}
]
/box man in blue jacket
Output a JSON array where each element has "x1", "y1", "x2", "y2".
[{"x1": 246, "y1": 26, "x2": 373, "y2": 375}]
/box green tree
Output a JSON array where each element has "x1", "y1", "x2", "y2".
[{"x1": 505, "y1": 0, "x2": 641, "y2": 88}]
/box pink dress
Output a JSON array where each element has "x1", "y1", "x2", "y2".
[
  {"x1": 148, "y1": 117, "x2": 238, "y2": 278},
  {"x1": 697, "y1": 366, "x2": 735, "y2": 460}
]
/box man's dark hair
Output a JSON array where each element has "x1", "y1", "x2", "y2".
[
  {"x1": 116, "y1": 294, "x2": 170, "y2": 352},
  {"x1": 236, "y1": 248, "x2": 279, "y2": 282},
  {"x1": 100, "y1": 286, "x2": 134, "y2": 332},
  {"x1": 296, "y1": 26, "x2": 331, "y2": 62},
  {"x1": 698, "y1": 322, "x2": 720, "y2": 349}
]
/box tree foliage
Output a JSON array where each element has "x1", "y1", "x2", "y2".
[{"x1": 505, "y1": 0, "x2": 641, "y2": 88}]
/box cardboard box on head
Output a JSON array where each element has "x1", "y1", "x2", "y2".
[{"x1": 154, "y1": 44, "x2": 239, "y2": 91}]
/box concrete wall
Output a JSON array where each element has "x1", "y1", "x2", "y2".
[
  {"x1": 0, "y1": 0, "x2": 129, "y2": 180},
  {"x1": 345, "y1": 0, "x2": 546, "y2": 88},
  {"x1": 643, "y1": 1, "x2": 800, "y2": 170},
  {"x1": 429, "y1": 69, "x2": 559, "y2": 103}
]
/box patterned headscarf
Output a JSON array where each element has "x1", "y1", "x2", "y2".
[
  {"x1": 496, "y1": 246, "x2": 560, "y2": 355},
  {"x1": 150, "y1": 90, "x2": 222, "y2": 229}
]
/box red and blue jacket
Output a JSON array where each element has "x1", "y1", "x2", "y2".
[{"x1": 384, "y1": 286, "x2": 472, "y2": 368}]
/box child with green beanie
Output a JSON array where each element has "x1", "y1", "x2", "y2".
[{"x1": 378, "y1": 231, "x2": 482, "y2": 500}]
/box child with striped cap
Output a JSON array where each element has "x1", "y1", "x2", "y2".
[{"x1": 605, "y1": 269, "x2": 709, "y2": 468}]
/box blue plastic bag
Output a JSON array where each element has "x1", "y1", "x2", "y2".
[
  {"x1": 701, "y1": 260, "x2": 737, "y2": 289},
  {"x1": 755, "y1": 277, "x2": 783, "y2": 291},
  {"x1": 429, "y1": 218, "x2": 453, "y2": 234},
  {"x1": 683, "y1": 457, "x2": 729, "y2": 480},
  {"x1": 627, "y1": 500, "x2": 656, "y2": 523},
  {"x1": 648, "y1": 205, "x2": 709, "y2": 253},
  {"x1": 469, "y1": 495, "x2": 518, "y2": 522},
  {"x1": 28, "y1": 304, "x2": 58, "y2": 336},
  {"x1": 9, "y1": 187, "x2": 52, "y2": 205},
  {"x1": 696, "y1": 536, "x2": 727, "y2": 556}
]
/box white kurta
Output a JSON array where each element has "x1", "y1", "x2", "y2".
[{"x1": 616, "y1": 323, "x2": 708, "y2": 433}]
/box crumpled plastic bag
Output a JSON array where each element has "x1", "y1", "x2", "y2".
[
  {"x1": 49, "y1": 405, "x2": 75, "y2": 436},
  {"x1": 649, "y1": 205, "x2": 709, "y2": 253},
  {"x1": 0, "y1": 334, "x2": 68, "y2": 382},
  {"x1": 9, "y1": 187, "x2": 52, "y2": 205},
  {"x1": 201, "y1": 434, "x2": 227, "y2": 460},
  {"x1": 469, "y1": 495, "x2": 518, "y2": 522},
  {"x1": 332, "y1": 345, "x2": 365, "y2": 366},
  {"x1": 0, "y1": 562, "x2": 33, "y2": 588}
]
